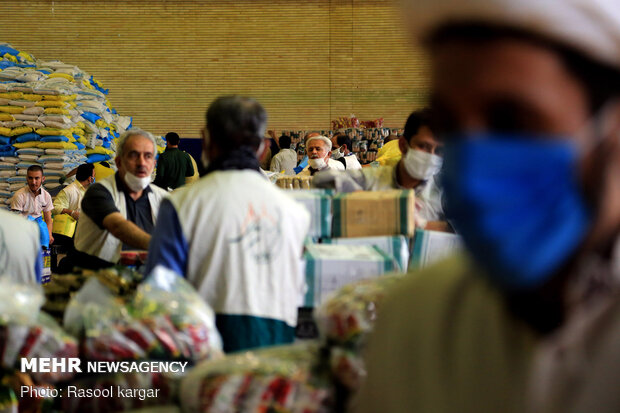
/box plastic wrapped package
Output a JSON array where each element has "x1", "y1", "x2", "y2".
[
  {"x1": 315, "y1": 275, "x2": 403, "y2": 392},
  {"x1": 180, "y1": 343, "x2": 333, "y2": 413},
  {"x1": 0, "y1": 280, "x2": 78, "y2": 384},
  {"x1": 288, "y1": 190, "x2": 332, "y2": 239},
  {"x1": 322, "y1": 236, "x2": 410, "y2": 272}
]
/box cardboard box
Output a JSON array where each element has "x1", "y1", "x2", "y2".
[
  {"x1": 409, "y1": 228, "x2": 463, "y2": 269},
  {"x1": 289, "y1": 190, "x2": 332, "y2": 239},
  {"x1": 323, "y1": 235, "x2": 410, "y2": 272},
  {"x1": 304, "y1": 244, "x2": 396, "y2": 307},
  {"x1": 332, "y1": 190, "x2": 415, "y2": 238}
]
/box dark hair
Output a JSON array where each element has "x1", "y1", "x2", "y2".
[
  {"x1": 206, "y1": 95, "x2": 267, "y2": 152},
  {"x1": 76, "y1": 163, "x2": 95, "y2": 181},
  {"x1": 428, "y1": 23, "x2": 620, "y2": 113},
  {"x1": 278, "y1": 135, "x2": 292, "y2": 149},
  {"x1": 336, "y1": 134, "x2": 352, "y2": 151},
  {"x1": 27, "y1": 165, "x2": 43, "y2": 175},
  {"x1": 403, "y1": 108, "x2": 434, "y2": 143},
  {"x1": 165, "y1": 132, "x2": 180, "y2": 146}
]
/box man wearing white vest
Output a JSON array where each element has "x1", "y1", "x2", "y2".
[
  {"x1": 146, "y1": 95, "x2": 310, "y2": 353},
  {"x1": 73, "y1": 129, "x2": 167, "y2": 269}
]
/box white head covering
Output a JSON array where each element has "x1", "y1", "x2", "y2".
[
  {"x1": 306, "y1": 135, "x2": 333, "y2": 152},
  {"x1": 405, "y1": 0, "x2": 620, "y2": 69}
]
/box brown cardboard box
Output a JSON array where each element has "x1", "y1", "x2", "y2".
[{"x1": 332, "y1": 190, "x2": 415, "y2": 238}]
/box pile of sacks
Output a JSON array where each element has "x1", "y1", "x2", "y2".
[{"x1": 0, "y1": 43, "x2": 133, "y2": 208}]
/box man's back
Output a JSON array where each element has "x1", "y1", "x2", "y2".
[
  {"x1": 0, "y1": 209, "x2": 41, "y2": 284},
  {"x1": 147, "y1": 170, "x2": 310, "y2": 352},
  {"x1": 153, "y1": 147, "x2": 194, "y2": 190},
  {"x1": 270, "y1": 148, "x2": 297, "y2": 175},
  {"x1": 354, "y1": 255, "x2": 536, "y2": 413}
]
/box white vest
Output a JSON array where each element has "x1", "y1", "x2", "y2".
[{"x1": 74, "y1": 175, "x2": 167, "y2": 263}]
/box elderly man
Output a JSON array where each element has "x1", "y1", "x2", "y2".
[
  {"x1": 72, "y1": 129, "x2": 168, "y2": 270},
  {"x1": 297, "y1": 134, "x2": 344, "y2": 176},
  {"x1": 331, "y1": 133, "x2": 362, "y2": 170},
  {"x1": 146, "y1": 96, "x2": 310, "y2": 353},
  {"x1": 315, "y1": 109, "x2": 446, "y2": 228},
  {"x1": 354, "y1": 1, "x2": 620, "y2": 413},
  {"x1": 11, "y1": 165, "x2": 54, "y2": 248}
]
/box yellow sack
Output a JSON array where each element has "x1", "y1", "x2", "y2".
[
  {"x1": 76, "y1": 121, "x2": 85, "y2": 130},
  {"x1": 86, "y1": 146, "x2": 114, "y2": 156},
  {"x1": 59, "y1": 94, "x2": 77, "y2": 101},
  {"x1": 37, "y1": 141, "x2": 78, "y2": 150},
  {"x1": 18, "y1": 51, "x2": 35, "y2": 63},
  {"x1": 44, "y1": 108, "x2": 70, "y2": 115},
  {"x1": 0, "y1": 92, "x2": 23, "y2": 100},
  {"x1": 77, "y1": 137, "x2": 87, "y2": 145},
  {"x1": 36, "y1": 127, "x2": 73, "y2": 138},
  {"x1": 3, "y1": 54, "x2": 17, "y2": 63},
  {"x1": 10, "y1": 126, "x2": 34, "y2": 136},
  {"x1": 0, "y1": 127, "x2": 11, "y2": 136},
  {"x1": 71, "y1": 128, "x2": 85, "y2": 137},
  {"x1": 95, "y1": 119, "x2": 108, "y2": 128},
  {"x1": 375, "y1": 139, "x2": 402, "y2": 167},
  {"x1": 94, "y1": 161, "x2": 115, "y2": 180},
  {"x1": 35, "y1": 100, "x2": 66, "y2": 108},
  {"x1": 48, "y1": 73, "x2": 74, "y2": 82},
  {"x1": 0, "y1": 114, "x2": 14, "y2": 121},
  {"x1": 13, "y1": 141, "x2": 40, "y2": 149},
  {"x1": 23, "y1": 94, "x2": 43, "y2": 101},
  {"x1": 52, "y1": 214, "x2": 77, "y2": 238},
  {"x1": 0, "y1": 105, "x2": 25, "y2": 114}
]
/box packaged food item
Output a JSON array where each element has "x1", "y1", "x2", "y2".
[
  {"x1": 323, "y1": 235, "x2": 410, "y2": 272},
  {"x1": 304, "y1": 244, "x2": 396, "y2": 308},
  {"x1": 332, "y1": 190, "x2": 415, "y2": 238},
  {"x1": 180, "y1": 343, "x2": 333, "y2": 413},
  {"x1": 288, "y1": 190, "x2": 332, "y2": 239}
]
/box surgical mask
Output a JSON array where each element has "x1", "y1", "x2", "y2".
[
  {"x1": 403, "y1": 148, "x2": 443, "y2": 180},
  {"x1": 331, "y1": 148, "x2": 343, "y2": 159},
  {"x1": 123, "y1": 171, "x2": 151, "y2": 192},
  {"x1": 441, "y1": 133, "x2": 591, "y2": 291},
  {"x1": 309, "y1": 158, "x2": 327, "y2": 170}
]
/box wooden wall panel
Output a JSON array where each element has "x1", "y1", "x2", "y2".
[{"x1": 1, "y1": 0, "x2": 428, "y2": 137}]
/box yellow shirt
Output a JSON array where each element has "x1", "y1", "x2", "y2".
[
  {"x1": 52, "y1": 180, "x2": 86, "y2": 215},
  {"x1": 353, "y1": 254, "x2": 537, "y2": 413}
]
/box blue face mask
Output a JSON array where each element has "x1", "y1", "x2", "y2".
[{"x1": 441, "y1": 134, "x2": 592, "y2": 291}]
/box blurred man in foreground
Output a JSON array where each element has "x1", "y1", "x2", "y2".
[{"x1": 354, "y1": 1, "x2": 620, "y2": 413}]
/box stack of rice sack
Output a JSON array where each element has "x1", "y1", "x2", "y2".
[{"x1": 0, "y1": 43, "x2": 132, "y2": 203}]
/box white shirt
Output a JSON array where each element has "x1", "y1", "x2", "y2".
[
  {"x1": 0, "y1": 209, "x2": 41, "y2": 284},
  {"x1": 270, "y1": 148, "x2": 298, "y2": 175},
  {"x1": 10, "y1": 185, "x2": 53, "y2": 219},
  {"x1": 297, "y1": 158, "x2": 345, "y2": 176},
  {"x1": 341, "y1": 153, "x2": 363, "y2": 170}
]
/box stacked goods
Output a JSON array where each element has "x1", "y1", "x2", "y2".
[
  {"x1": 331, "y1": 115, "x2": 384, "y2": 130},
  {"x1": 180, "y1": 343, "x2": 333, "y2": 413},
  {"x1": 332, "y1": 190, "x2": 415, "y2": 238},
  {"x1": 288, "y1": 190, "x2": 333, "y2": 240},
  {"x1": 323, "y1": 235, "x2": 410, "y2": 272},
  {"x1": 43, "y1": 265, "x2": 144, "y2": 322},
  {"x1": 409, "y1": 228, "x2": 463, "y2": 270},
  {"x1": 316, "y1": 276, "x2": 403, "y2": 396},
  {"x1": 64, "y1": 267, "x2": 222, "y2": 364},
  {"x1": 0, "y1": 43, "x2": 133, "y2": 202},
  {"x1": 303, "y1": 244, "x2": 397, "y2": 308},
  {"x1": 275, "y1": 175, "x2": 312, "y2": 189}
]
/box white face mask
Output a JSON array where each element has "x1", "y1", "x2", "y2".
[
  {"x1": 403, "y1": 148, "x2": 443, "y2": 180},
  {"x1": 331, "y1": 148, "x2": 343, "y2": 159},
  {"x1": 124, "y1": 171, "x2": 151, "y2": 192},
  {"x1": 308, "y1": 158, "x2": 327, "y2": 170}
]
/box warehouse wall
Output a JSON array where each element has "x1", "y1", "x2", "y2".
[{"x1": 1, "y1": 0, "x2": 428, "y2": 137}]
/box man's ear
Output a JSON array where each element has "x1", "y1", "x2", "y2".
[
  {"x1": 115, "y1": 156, "x2": 121, "y2": 169},
  {"x1": 341, "y1": 144, "x2": 347, "y2": 153},
  {"x1": 41, "y1": 175, "x2": 46, "y2": 183},
  {"x1": 398, "y1": 137, "x2": 409, "y2": 155}
]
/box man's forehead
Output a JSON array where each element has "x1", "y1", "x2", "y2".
[
  {"x1": 125, "y1": 134, "x2": 154, "y2": 150},
  {"x1": 27, "y1": 171, "x2": 42, "y2": 177},
  {"x1": 308, "y1": 140, "x2": 328, "y2": 149}
]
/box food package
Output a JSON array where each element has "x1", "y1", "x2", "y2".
[
  {"x1": 43, "y1": 266, "x2": 144, "y2": 322},
  {"x1": 409, "y1": 228, "x2": 463, "y2": 269},
  {"x1": 316, "y1": 275, "x2": 403, "y2": 392},
  {"x1": 332, "y1": 190, "x2": 415, "y2": 238},
  {"x1": 0, "y1": 280, "x2": 78, "y2": 383},
  {"x1": 64, "y1": 267, "x2": 222, "y2": 363},
  {"x1": 180, "y1": 342, "x2": 333, "y2": 413},
  {"x1": 275, "y1": 175, "x2": 312, "y2": 190},
  {"x1": 303, "y1": 244, "x2": 397, "y2": 308},
  {"x1": 322, "y1": 235, "x2": 409, "y2": 272},
  {"x1": 289, "y1": 190, "x2": 333, "y2": 239}
]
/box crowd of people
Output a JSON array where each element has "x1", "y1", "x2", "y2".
[{"x1": 1, "y1": 0, "x2": 619, "y2": 411}]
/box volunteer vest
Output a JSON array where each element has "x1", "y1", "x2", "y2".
[{"x1": 74, "y1": 175, "x2": 167, "y2": 263}]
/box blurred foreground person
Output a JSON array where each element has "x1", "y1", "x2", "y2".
[
  {"x1": 146, "y1": 96, "x2": 310, "y2": 353},
  {"x1": 354, "y1": 1, "x2": 620, "y2": 413}
]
